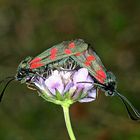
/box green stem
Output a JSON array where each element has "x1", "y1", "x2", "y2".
[{"x1": 62, "y1": 105, "x2": 76, "y2": 140}]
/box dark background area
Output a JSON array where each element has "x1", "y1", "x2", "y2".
[{"x1": 0, "y1": 0, "x2": 140, "y2": 140}]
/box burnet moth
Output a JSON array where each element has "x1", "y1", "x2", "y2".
[{"x1": 0, "y1": 39, "x2": 140, "y2": 120}]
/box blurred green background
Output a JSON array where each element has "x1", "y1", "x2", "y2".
[{"x1": 0, "y1": 0, "x2": 140, "y2": 140}]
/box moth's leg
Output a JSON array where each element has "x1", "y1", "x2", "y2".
[
  {"x1": 26, "y1": 83, "x2": 36, "y2": 91},
  {"x1": 71, "y1": 60, "x2": 78, "y2": 70},
  {"x1": 41, "y1": 67, "x2": 53, "y2": 78}
]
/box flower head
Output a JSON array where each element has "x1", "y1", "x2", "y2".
[{"x1": 31, "y1": 68, "x2": 97, "y2": 105}]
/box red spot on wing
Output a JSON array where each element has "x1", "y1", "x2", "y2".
[
  {"x1": 95, "y1": 76, "x2": 104, "y2": 83},
  {"x1": 75, "y1": 52, "x2": 81, "y2": 56},
  {"x1": 50, "y1": 55, "x2": 56, "y2": 60},
  {"x1": 50, "y1": 48, "x2": 58, "y2": 60},
  {"x1": 86, "y1": 55, "x2": 95, "y2": 61},
  {"x1": 64, "y1": 49, "x2": 72, "y2": 54},
  {"x1": 29, "y1": 57, "x2": 42, "y2": 64},
  {"x1": 51, "y1": 48, "x2": 57, "y2": 54},
  {"x1": 97, "y1": 70, "x2": 106, "y2": 79},
  {"x1": 68, "y1": 42, "x2": 75, "y2": 49},
  {"x1": 84, "y1": 61, "x2": 91, "y2": 66},
  {"x1": 30, "y1": 62, "x2": 44, "y2": 69},
  {"x1": 95, "y1": 70, "x2": 106, "y2": 83},
  {"x1": 84, "y1": 55, "x2": 96, "y2": 66}
]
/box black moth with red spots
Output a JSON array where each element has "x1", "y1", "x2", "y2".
[{"x1": 0, "y1": 39, "x2": 140, "y2": 121}]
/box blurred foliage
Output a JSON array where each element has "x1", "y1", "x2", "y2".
[{"x1": 0, "y1": 0, "x2": 140, "y2": 140}]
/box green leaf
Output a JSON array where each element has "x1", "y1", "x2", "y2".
[
  {"x1": 55, "y1": 90, "x2": 63, "y2": 101},
  {"x1": 64, "y1": 92, "x2": 72, "y2": 100}
]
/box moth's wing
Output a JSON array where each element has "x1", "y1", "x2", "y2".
[
  {"x1": 92, "y1": 50, "x2": 107, "y2": 71},
  {"x1": 41, "y1": 39, "x2": 88, "y2": 64},
  {"x1": 29, "y1": 39, "x2": 88, "y2": 69},
  {"x1": 71, "y1": 47, "x2": 107, "y2": 84}
]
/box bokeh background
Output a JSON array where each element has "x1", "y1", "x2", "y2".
[{"x1": 0, "y1": 0, "x2": 140, "y2": 140}]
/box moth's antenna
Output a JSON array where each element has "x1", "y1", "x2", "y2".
[
  {"x1": 0, "y1": 76, "x2": 15, "y2": 85},
  {"x1": 0, "y1": 77, "x2": 15, "y2": 102},
  {"x1": 115, "y1": 91, "x2": 140, "y2": 121}
]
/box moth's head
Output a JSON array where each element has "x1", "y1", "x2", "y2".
[
  {"x1": 18, "y1": 56, "x2": 32, "y2": 69},
  {"x1": 16, "y1": 56, "x2": 32, "y2": 83},
  {"x1": 107, "y1": 71, "x2": 116, "y2": 81},
  {"x1": 106, "y1": 71, "x2": 117, "y2": 92}
]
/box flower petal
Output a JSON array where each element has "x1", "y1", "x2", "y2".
[
  {"x1": 73, "y1": 68, "x2": 89, "y2": 88},
  {"x1": 34, "y1": 82, "x2": 44, "y2": 91},
  {"x1": 33, "y1": 77, "x2": 46, "y2": 91},
  {"x1": 88, "y1": 89, "x2": 96, "y2": 99},
  {"x1": 79, "y1": 89, "x2": 96, "y2": 103},
  {"x1": 83, "y1": 76, "x2": 94, "y2": 91},
  {"x1": 45, "y1": 70, "x2": 64, "y2": 95},
  {"x1": 78, "y1": 97, "x2": 95, "y2": 103},
  {"x1": 60, "y1": 71, "x2": 73, "y2": 84},
  {"x1": 64, "y1": 82, "x2": 74, "y2": 93},
  {"x1": 73, "y1": 68, "x2": 88, "y2": 83}
]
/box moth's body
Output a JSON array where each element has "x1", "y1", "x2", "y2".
[{"x1": 16, "y1": 39, "x2": 117, "y2": 96}]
